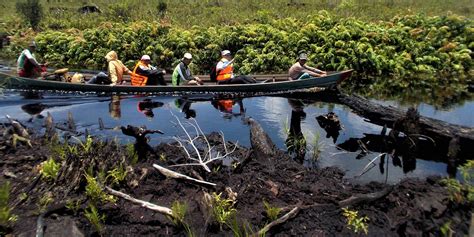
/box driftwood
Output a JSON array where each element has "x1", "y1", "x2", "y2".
[
  {"x1": 252, "y1": 206, "x2": 300, "y2": 237},
  {"x1": 338, "y1": 93, "x2": 474, "y2": 160},
  {"x1": 121, "y1": 125, "x2": 163, "y2": 159},
  {"x1": 105, "y1": 186, "x2": 173, "y2": 216},
  {"x1": 247, "y1": 118, "x2": 278, "y2": 157},
  {"x1": 152, "y1": 164, "x2": 216, "y2": 187},
  {"x1": 338, "y1": 187, "x2": 393, "y2": 207}
]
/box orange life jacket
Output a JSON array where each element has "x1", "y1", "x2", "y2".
[
  {"x1": 131, "y1": 61, "x2": 148, "y2": 86},
  {"x1": 216, "y1": 59, "x2": 233, "y2": 81}
]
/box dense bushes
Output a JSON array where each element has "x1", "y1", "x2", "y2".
[{"x1": 7, "y1": 12, "x2": 474, "y2": 93}]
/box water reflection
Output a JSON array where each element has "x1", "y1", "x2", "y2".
[
  {"x1": 285, "y1": 99, "x2": 307, "y2": 161},
  {"x1": 174, "y1": 98, "x2": 196, "y2": 119},
  {"x1": 21, "y1": 103, "x2": 47, "y2": 121},
  {"x1": 137, "y1": 99, "x2": 164, "y2": 118},
  {"x1": 109, "y1": 95, "x2": 121, "y2": 119},
  {"x1": 211, "y1": 98, "x2": 245, "y2": 120},
  {"x1": 5, "y1": 91, "x2": 471, "y2": 184}
]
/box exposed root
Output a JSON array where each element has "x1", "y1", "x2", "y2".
[
  {"x1": 105, "y1": 186, "x2": 173, "y2": 216},
  {"x1": 153, "y1": 164, "x2": 216, "y2": 187}
]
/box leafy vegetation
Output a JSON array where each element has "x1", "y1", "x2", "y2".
[
  {"x1": 263, "y1": 200, "x2": 281, "y2": 221},
  {"x1": 168, "y1": 200, "x2": 195, "y2": 236},
  {"x1": 106, "y1": 164, "x2": 128, "y2": 186},
  {"x1": 440, "y1": 160, "x2": 474, "y2": 203},
  {"x1": 39, "y1": 157, "x2": 60, "y2": 181},
  {"x1": 342, "y1": 207, "x2": 370, "y2": 235},
  {"x1": 85, "y1": 172, "x2": 116, "y2": 204},
  {"x1": 84, "y1": 204, "x2": 106, "y2": 234},
  {"x1": 15, "y1": 0, "x2": 43, "y2": 30},
  {"x1": 210, "y1": 192, "x2": 237, "y2": 228},
  {"x1": 0, "y1": 182, "x2": 17, "y2": 229}
]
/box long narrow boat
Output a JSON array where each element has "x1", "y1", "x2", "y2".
[{"x1": 0, "y1": 70, "x2": 352, "y2": 94}]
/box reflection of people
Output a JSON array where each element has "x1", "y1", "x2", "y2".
[
  {"x1": 132, "y1": 55, "x2": 166, "y2": 86},
  {"x1": 211, "y1": 98, "x2": 245, "y2": 119},
  {"x1": 172, "y1": 53, "x2": 203, "y2": 86},
  {"x1": 109, "y1": 95, "x2": 121, "y2": 119},
  {"x1": 288, "y1": 53, "x2": 327, "y2": 80},
  {"x1": 174, "y1": 98, "x2": 196, "y2": 119},
  {"x1": 285, "y1": 99, "x2": 307, "y2": 161},
  {"x1": 316, "y1": 112, "x2": 341, "y2": 143},
  {"x1": 17, "y1": 41, "x2": 45, "y2": 78},
  {"x1": 216, "y1": 50, "x2": 256, "y2": 84},
  {"x1": 21, "y1": 103, "x2": 47, "y2": 121},
  {"x1": 105, "y1": 51, "x2": 132, "y2": 86},
  {"x1": 137, "y1": 99, "x2": 164, "y2": 118}
]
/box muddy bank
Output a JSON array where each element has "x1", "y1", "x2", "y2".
[{"x1": 0, "y1": 118, "x2": 472, "y2": 236}]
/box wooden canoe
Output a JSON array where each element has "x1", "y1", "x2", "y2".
[{"x1": 0, "y1": 70, "x2": 353, "y2": 94}]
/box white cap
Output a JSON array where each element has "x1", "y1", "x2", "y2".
[
  {"x1": 183, "y1": 53, "x2": 192, "y2": 59},
  {"x1": 141, "y1": 55, "x2": 151, "y2": 61},
  {"x1": 221, "y1": 50, "x2": 231, "y2": 56}
]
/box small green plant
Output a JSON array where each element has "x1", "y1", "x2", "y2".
[
  {"x1": 169, "y1": 200, "x2": 187, "y2": 225},
  {"x1": 263, "y1": 200, "x2": 281, "y2": 221},
  {"x1": 80, "y1": 136, "x2": 94, "y2": 153},
  {"x1": 440, "y1": 161, "x2": 474, "y2": 203},
  {"x1": 441, "y1": 178, "x2": 464, "y2": 203},
  {"x1": 228, "y1": 218, "x2": 260, "y2": 237},
  {"x1": 211, "y1": 192, "x2": 237, "y2": 227},
  {"x1": 85, "y1": 173, "x2": 115, "y2": 204},
  {"x1": 39, "y1": 158, "x2": 60, "y2": 181},
  {"x1": 309, "y1": 132, "x2": 322, "y2": 161},
  {"x1": 168, "y1": 200, "x2": 195, "y2": 236},
  {"x1": 37, "y1": 192, "x2": 53, "y2": 213},
  {"x1": 106, "y1": 165, "x2": 128, "y2": 186},
  {"x1": 65, "y1": 199, "x2": 81, "y2": 215},
  {"x1": 0, "y1": 182, "x2": 17, "y2": 227},
  {"x1": 342, "y1": 207, "x2": 369, "y2": 235},
  {"x1": 440, "y1": 221, "x2": 454, "y2": 237},
  {"x1": 126, "y1": 143, "x2": 139, "y2": 165},
  {"x1": 459, "y1": 160, "x2": 474, "y2": 182},
  {"x1": 159, "y1": 153, "x2": 167, "y2": 162},
  {"x1": 19, "y1": 192, "x2": 28, "y2": 202},
  {"x1": 84, "y1": 204, "x2": 105, "y2": 234},
  {"x1": 15, "y1": 0, "x2": 43, "y2": 30}
]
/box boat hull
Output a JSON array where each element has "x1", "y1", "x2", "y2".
[{"x1": 0, "y1": 70, "x2": 352, "y2": 94}]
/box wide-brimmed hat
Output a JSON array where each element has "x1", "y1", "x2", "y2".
[
  {"x1": 29, "y1": 41, "x2": 37, "y2": 48},
  {"x1": 141, "y1": 55, "x2": 151, "y2": 61},
  {"x1": 183, "y1": 53, "x2": 192, "y2": 60},
  {"x1": 221, "y1": 50, "x2": 231, "y2": 56},
  {"x1": 298, "y1": 53, "x2": 308, "y2": 60}
]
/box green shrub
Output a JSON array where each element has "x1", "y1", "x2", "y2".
[
  {"x1": 0, "y1": 182, "x2": 17, "y2": 227},
  {"x1": 15, "y1": 0, "x2": 43, "y2": 30}
]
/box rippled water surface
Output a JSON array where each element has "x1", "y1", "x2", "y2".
[{"x1": 1, "y1": 91, "x2": 472, "y2": 184}]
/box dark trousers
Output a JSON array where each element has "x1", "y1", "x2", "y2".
[
  {"x1": 218, "y1": 75, "x2": 256, "y2": 84},
  {"x1": 145, "y1": 70, "x2": 166, "y2": 85}
]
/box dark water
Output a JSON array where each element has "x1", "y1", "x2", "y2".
[{"x1": 1, "y1": 91, "x2": 472, "y2": 184}]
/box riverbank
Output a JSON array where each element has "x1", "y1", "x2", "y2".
[{"x1": 0, "y1": 115, "x2": 472, "y2": 236}]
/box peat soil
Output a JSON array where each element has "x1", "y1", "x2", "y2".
[{"x1": 0, "y1": 120, "x2": 472, "y2": 237}]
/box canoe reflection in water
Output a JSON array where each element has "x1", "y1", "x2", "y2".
[
  {"x1": 211, "y1": 98, "x2": 245, "y2": 120},
  {"x1": 285, "y1": 99, "x2": 307, "y2": 161},
  {"x1": 137, "y1": 99, "x2": 164, "y2": 119}
]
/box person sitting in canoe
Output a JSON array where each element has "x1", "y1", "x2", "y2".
[
  {"x1": 131, "y1": 55, "x2": 167, "y2": 86},
  {"x1": 215, "y1": 50, "x2": 256, "y2": 84},
  {"x1": 105, "y1": 50, "x2": 132, "y2": 86},
  {"x1": 288, "y1": 53, "x2": 327, "y2": 80},
  {"x1": 17, "y1": 41, "x2": 46, "y2": 78},
  {"x1": 172, "y1": 53, "x2": 203, "y2": 86}
]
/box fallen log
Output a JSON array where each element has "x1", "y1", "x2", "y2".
[
  {"x1": 152, "y1": 164, "x2": 216, "y2": 187},
  {"x1": 252, "y1": 206, "x2": 300, "y2": 237},
  {"x1": 105, "y1": 186, "x2": 173, "y2": 216},
  {"x1": 338, "y1": 93, "x2": 474, "y2": 161}
]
